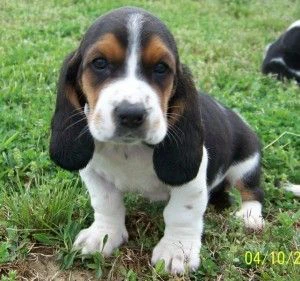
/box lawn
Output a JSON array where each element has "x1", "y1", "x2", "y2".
[{"x1": 0, "y1": 0, "x2": 299, "y2": 280}]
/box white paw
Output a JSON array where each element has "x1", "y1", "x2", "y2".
[
  {"x1": 236, "y1": 201, "x2": 265, "y2": 230},
  {"x1": 283, "y1": 183, "x2": 300, "y2": 197},
  {"x1": 73, "y1": 223, "x2": 128, "y2": 256},
  {"x1": 151, "y1": 236, "x2": 201, "y2": 274}
]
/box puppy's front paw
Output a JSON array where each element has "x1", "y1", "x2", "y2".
[
  {"x1": 151, "y1": 236, "x2": 201, "y2": 274},
  {"x1": 73, "y1": 223, "x2": 128, "y2": 256}
]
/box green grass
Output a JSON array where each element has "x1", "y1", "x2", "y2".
[{"x1": 0, "y1": 0, "x2": 299, "y2": 280}]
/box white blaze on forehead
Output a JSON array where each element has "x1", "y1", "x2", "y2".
[{"x1": 126, "y1": 13, "x2": 143, "y2": 78}]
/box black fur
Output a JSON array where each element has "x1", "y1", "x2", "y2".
[
  {"x1": 49, "y1": 52, "x2": 94, "y2": 171},
  {"x1": 153, "y1": 66, "x2": 203, "y2": 186},
  {"x1": 262, "y1": 22, "x2": 300, "y2": 84},
  {"x1": 199, "y1": 94, "x2": 261, "y2": 185},
  {"x1": 199, "y1": 94, "x2": 262, "y2": 201},
  {"x1": 209, "y1": 179, "x2": 233, "y2": 210},
  {"x1": 199, "y1": 94, "x2": 263, "y2": 201}
]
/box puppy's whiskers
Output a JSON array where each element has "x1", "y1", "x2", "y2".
[
  {"x1": 63, "y1": 116, "x2": 87, "y2": 133},
  {"x1": 76, "y1": 125, "x2": 90, "y2": 140},
  {"x1": 65, "y1": 108, "x2": 85, "y2": 122}
]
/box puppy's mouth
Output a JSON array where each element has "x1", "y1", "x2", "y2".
[
  {"x1": 112, "y1": 138, "x2": 141, "y2": 145},
  {"x1": 110, "y1": 130, "x2": 146, "y2": 144}
]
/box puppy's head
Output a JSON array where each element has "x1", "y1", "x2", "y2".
[
  {"x1": 80, "y1": 8, "x2": 179, "y2": 145},
  {"x1": 50, "y1": 7, "x2": 202, "y2": 185},
  {"x1": 262, "y1": 20, "x2": 300, "y2": 82}
]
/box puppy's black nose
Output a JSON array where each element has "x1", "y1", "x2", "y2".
[{"x1": 115, "y1": 101, "x2": 147, "y2": 129}]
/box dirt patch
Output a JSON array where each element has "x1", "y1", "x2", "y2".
[
  {"x1": 25, "y1": 255, "x2": 96, "y2": 281},
  {"x1": 0, "y1": 246, "x2": 97, "y2": 281}
]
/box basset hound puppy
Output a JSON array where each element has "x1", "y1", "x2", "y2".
[
  {"x1": 262, "y1": 20, "x2": 300, "y2": 84},
  {"x1": 50, "y1": 7, "x2": 264, "y2": 274}
]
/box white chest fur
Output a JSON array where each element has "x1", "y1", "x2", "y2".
[{"x1": 88, "y1": 143, "x2": 170, "y2": 201}]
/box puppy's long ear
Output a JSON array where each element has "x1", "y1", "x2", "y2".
[
  {"x1": 153, "y1": 65, "x2": 203, "y2": 186},
  {"x1": 50, "y1": 51, "x2": 94, "y2": 171}
]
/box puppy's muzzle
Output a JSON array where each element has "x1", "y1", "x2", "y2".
[{"x1": 114, "y1": 101, "x2": 147, "y2": 129}]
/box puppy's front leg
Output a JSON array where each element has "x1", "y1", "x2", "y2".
[
  {"x1": 152, "y1": 179, "x2": 208, "y2": 274},
  {"x1": 73, "y1": 165, "x2": 128, "y2": 256}
]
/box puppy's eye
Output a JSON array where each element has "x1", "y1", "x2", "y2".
[
  {"x1": 92, "y1": 58, "x2": 108, "y2": 70},
  {"x1": 153, "y1": 62, "x2": 169, "y2": 74}
]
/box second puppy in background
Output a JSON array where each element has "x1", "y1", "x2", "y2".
[{"x1": 262, "y1": 20, "x2": 300, "y2": 84}]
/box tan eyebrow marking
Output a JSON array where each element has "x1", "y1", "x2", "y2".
[
  {"x1": 84, "y1": 33, "x2": 126, "y2": 65},
  {"x1": 142, "y1": 36, "x2": 176, "y2": 70}
]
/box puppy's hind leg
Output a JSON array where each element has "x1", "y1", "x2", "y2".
[
  {"x1": 209, "y1": 179, "x2": 233, "y2": 211},
  {"x1": 227, "y1": 153, "x2": 265, "y2": 230}
]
